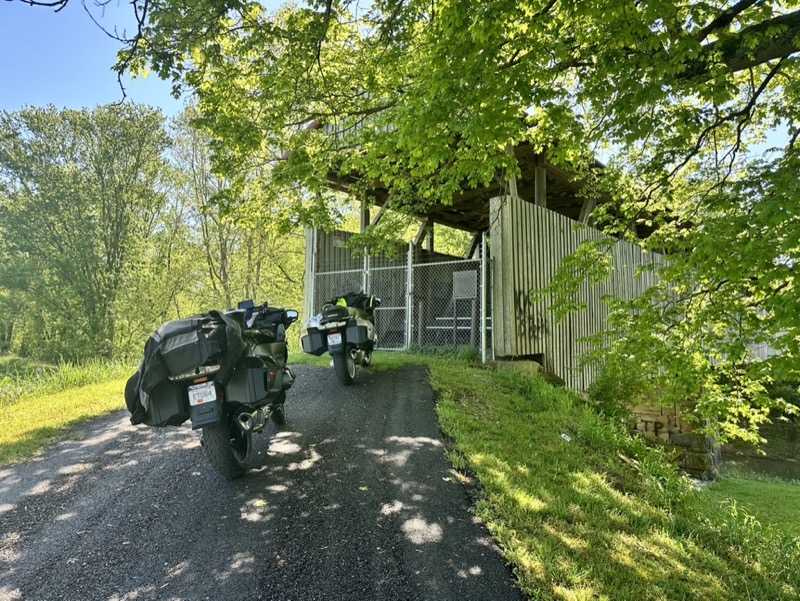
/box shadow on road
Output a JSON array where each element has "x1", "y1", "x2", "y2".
[{"x1": 0, "y1": 364, "x2": 522, "y2": 601}]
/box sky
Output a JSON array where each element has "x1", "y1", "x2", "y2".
[
  {"x1": 0, "y1": 0, "x2": 187, "y2": 115},
  {"x1": 2, "y1": 1, "x2": 300, "y2": 118}
]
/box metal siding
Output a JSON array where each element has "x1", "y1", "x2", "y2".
[{"x1": 493, "y1": 196, "x2": 665, "y2": 389}]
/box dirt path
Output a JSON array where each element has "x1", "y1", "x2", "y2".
[{"x1": 0, "y1": 364, "x2": 523, "y2": 601}]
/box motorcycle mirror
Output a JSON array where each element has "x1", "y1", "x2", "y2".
[{"x1": 285, "y1": 309, "x2": 299, "y2": 323}]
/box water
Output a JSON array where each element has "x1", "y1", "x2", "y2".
[{"x1": 722, "y1": 454, "x2": 800, "y2": 482}]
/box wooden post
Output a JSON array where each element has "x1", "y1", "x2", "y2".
[
  {"x1": 505, "y1": 143, "x2": 520, "y2": 200},
  {"x1": 534, "y1": 154, "x2": 547, "y2": 208},
  {"x1": 360, "y1": 197, "x2": 370, "y2": 232},
  {"x1": 578, "y1": 197, "x2": 596, "y2": 225}
]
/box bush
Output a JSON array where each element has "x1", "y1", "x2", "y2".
[{"x1": 587, "y1": 358, "x2": 648, "y2": 419}]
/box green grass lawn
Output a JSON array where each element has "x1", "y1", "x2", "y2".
[
  {"x1": 426, "y1": 358, "x2": 800, "y2": 601},
  {"x1": 0, "y1": 378, "x2": 128, "y2": 464},
  {"x1": 0, "y1": 356, "x2": 133, "y2": 464},
  {"x1": 700, "y1": 475, "x2": 800, "y2": 539},
  {"x1": 1, "y1": 351, "x2": 798, "y2": 600}
]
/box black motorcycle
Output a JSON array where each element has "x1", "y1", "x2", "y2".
[
  {"x1": 300, "y1": 292, "x2": 381, "y2": 385},
  {"x1": 125, "y1": 300, "x2": 299, "y2": 479}
]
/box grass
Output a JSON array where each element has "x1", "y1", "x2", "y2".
[
  {"x1": 2, "y1": 350, "x2": 799, "y2": 600},
  {"x1": 0, "y1": 355, "x2": 133, "y2": 407},
  {"x1": 426, "y1": 358, "x2": 800, "y2": 601},
  {"x1": 699, "y1": 474, "x2": 800, "y2": 539},
  {"x1": 0, "y1": 379, "x2": 128, "y2": 464},
  {"x1": 0, "y1": 355, "x2": 133, "y2": 464}
]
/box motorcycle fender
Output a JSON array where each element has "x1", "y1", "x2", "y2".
[
  {"x1": 190, "y1": 400, "x2": 223, "y2": 430},
  {"x1": 188, "y1": 382, "x2": 224, "y2": 430}
]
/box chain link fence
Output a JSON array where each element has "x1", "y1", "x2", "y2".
[
  {"x1": 313, "y1": 253, "x2": 491, "y2": 354},
  {"x1": 410, "y1": 259, "x2": 489, "y2": 351}
]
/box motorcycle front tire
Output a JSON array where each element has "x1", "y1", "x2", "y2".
[
  {"x1": 202, "y1": 418, "x2": 252, "y2": 479},
  {"x1": 332, "y1": 351, "x2": 356, "y2": 385}
]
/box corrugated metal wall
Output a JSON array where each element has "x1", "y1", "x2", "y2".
[
  {"x1": 313, "y1": 229, "x2": 407, "y2": 272},
  {"x1": 490, "y1": 195, "x2": 663, "y2": 390}
]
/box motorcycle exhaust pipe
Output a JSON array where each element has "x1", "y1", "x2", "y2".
[
  {"x1": 236, "y1": 409, "x2": 266, "y2": 433},
  {"x1": 237, "y1": 413, "x2": 255, "y2": 432}
]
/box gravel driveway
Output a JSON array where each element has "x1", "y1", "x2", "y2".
[{"x1": 0, "y1": 364, "x2": 523, "y2": 601}]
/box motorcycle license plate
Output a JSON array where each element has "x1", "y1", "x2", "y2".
[
  {"x1": 327, "y1": 333, "x2": 342, "y2": 346},
  {"x1": 188, "y1": 382, "x2": 216, "y2": 406}
]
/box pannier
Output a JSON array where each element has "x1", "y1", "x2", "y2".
[{"x1": 125, "y1": 311, "x2": 245, "y2": 426}]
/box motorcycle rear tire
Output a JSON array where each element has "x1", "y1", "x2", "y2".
[
  {"x1": 333, "y1": 351, "x2": 356, "y2": 385},
  {"x1": 202, "y1": 419, "x2": 252, "y2": 479},
  {"x1": 270, "y1": 391, "x2": 287, "y2": 425}
]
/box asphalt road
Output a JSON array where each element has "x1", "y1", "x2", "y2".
[{"x1": 0, "y1": 364, "x2": 523, "y2": 601}]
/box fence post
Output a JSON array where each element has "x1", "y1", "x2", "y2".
[
  {"x1": 362, "y1": 248, "x2": 369, "y2": 294},
  {"x1": 310, "y1": 227, "x2": 318, "y2": 317},
  {"x1": 480, "y1": 231, "x2": 487, "y2": 364},
  {"x1": 405, "y1": 242, "x2": 414, "y2": 349}
]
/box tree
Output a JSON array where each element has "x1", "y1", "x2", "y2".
[
  {"x1": 0, "y1": 104, "x2": 170, "y2": 360},
  {"x1": 23, "y1": 0, "x2": 799, "y2": 437},
  {"x1": 170, "y1": 107, "x2": 306, "y2": 314}
]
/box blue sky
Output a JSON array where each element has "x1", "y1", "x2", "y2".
[
  {"x1": 0, "y1": 0, "x2": 271, "y2": 116},
  {"x1": 0, "y1": 1, "x2": 188, "y2": 115}
]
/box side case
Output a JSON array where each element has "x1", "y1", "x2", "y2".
[
  {"x1": 144, "y1": 380, "x2": 190, "y2": 427},
  {"x1": 301, "y1": 328, "x2": 327, "y2": 356}
]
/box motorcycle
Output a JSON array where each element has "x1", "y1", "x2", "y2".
[
  {"x1": 125, "y1": 300, "x2": 299, "y2": 479},
  {"x1": 300, "y1": 292, "x2": 381, "y2": 385}
]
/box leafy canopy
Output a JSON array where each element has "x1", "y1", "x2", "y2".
[{"x1": 24, "y1": 0, "x2": 800, "y2": 438}]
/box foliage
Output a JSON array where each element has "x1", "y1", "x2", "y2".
[
  {"x1": 93, "y1": 0, "x2": 800, "y2": 440},
  {"x1": 431, "y1": 361, "x2": 800, "y2": 600},
  {"x1": 0, "y1": 103, "x2": 307, "y2": 361},
  {"x1": 586, "y1": 357, "x2": 650, "y2": 420},
  {"x1": 0, "y1": 104, "x2": 171, "y2": 360}
]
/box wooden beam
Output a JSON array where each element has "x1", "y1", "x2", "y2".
[
  {"x1": 370, "y1": 196, "x2": 391, "y2": 227},
  {"x1": 534, "y1": 154, "x2": 547, "y2": 208},
  {"x1": 413, "y1": 219, "x2": 429, "y2": 247},
  {"x1": 578, "y1": 197, "x2": 596, "y2": 225},
  {"x1": 360, "y1": 201, "x2": 370, "y2": 232},
  {"x1": 466, "y1": 233, "x2": 480, "y2": 259}
]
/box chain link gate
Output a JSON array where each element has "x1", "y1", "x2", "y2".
[{"x1": 311, "y1": 233, "x2": 491, "y2": 357}]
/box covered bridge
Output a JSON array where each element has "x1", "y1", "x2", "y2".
[{"x1": 304, "y1": 142, "x2": 662, "y2": 390}]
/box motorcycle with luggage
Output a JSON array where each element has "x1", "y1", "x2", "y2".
[
  {"x1": 300, "y1": 292, "x2": 381, "y2": 385},
  {"x1": 125, "y1": 300, "x2": 299, "y2": 479}
]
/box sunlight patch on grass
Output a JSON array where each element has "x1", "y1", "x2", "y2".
[
  {"x1": 0, "y1": 379, "x2": 126, "y2": 465},
  {"x1": 429, "y1": 359, "x2": 800, "y2": 600}
]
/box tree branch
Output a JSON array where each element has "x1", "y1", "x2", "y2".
[
  {"x1": 687, "y1": 8, "x2": 800, "y2": 78},
  {"x1": 695, "y1": 0, "x2": 765, "y2": 42}
]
